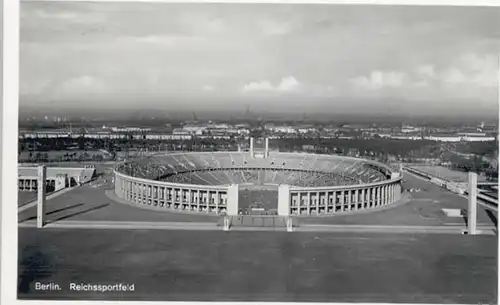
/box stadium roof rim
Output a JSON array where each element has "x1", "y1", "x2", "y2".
[
  {"x1": 130, "y1": 151, "x2": 399, "y2": 175},
  {"x1": 115, "y1": 151, "x2": 402, "y2": 190},
  {"x1": 113, "y1": 170, "x2": 403, "y2": 191}
]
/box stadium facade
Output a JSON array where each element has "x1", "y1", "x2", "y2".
[{"x1": 113, "y1": 138, "x2": 403, "y2": 217}]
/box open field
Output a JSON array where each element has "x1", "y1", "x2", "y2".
[{"x1": 18, "y1": 228, "x2": 497, "y2": 303}]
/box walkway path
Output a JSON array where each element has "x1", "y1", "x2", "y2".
[
  {"x1": 18, "y1": 186, "x2": 78, "y2": 213},
  {"x1": 19, "y1": 219, "x2": 496, "y2": 235}
]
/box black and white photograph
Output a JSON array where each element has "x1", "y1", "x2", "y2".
[{"x1": 11, "y1": 1, "x2": 500, "y2": 303}]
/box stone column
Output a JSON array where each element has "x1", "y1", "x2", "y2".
[
  {"x1": 317, "y1": 191, "x2": 321, "y2": 212},
  {"x1": 468, "y1": 172, "x2": 478, "y2": 235},
  {"x1": 265, "y1": 138, "x2": 269, "y2": 158},
  {"x1": 278, "y1": 185, "x2": 291, "y2": 216},
  {"x1": 124, "y1": 179, "x2": 129, "y2": 200},
  {"x1": 307, "y1": 192, "x2": 311, "y2": 215},
  {"x1": 37, "y1": 166, "x2": 47, "y2": 228},
  {"x1": 340, "y1": 190, "x2": 345, "y2": 211},
  {"x1": 197, "y1": 190, "x2": 200, "y2": 211},
  {"x1": 227, "y1": 184, "x2": 239, "y2": 215},
  {"x1": 216, "y1": 190, "x2": 220, "y2": 213},
  {"x1": 354, "y1": 189, "x2": 359, "y2": 210},
  {"x1": 347, "y1": 190, "x2": 352, "y2": 211},
  {"x1": 250, "y1": 137, "x2": 254, "y2": 158}
]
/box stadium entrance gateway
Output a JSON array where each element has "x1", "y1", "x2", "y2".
[{"x1": 221, "y1": 214, "x2": 295, "y2": 232}]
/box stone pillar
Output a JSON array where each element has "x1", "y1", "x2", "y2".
[
  {"x1": 197, "y1": 190, "x2": 200, "y2": 211},
  {"x1": 307, "y1": 192, "x2": 311, "y2": 215},
  {"x1": 250, "y1": 137, "x2": 254, "y2": 158},
  {"x1": 216, "y1": 190, "x2": 220, "y2": 213},
  {"x1": 265, "y1": 138, "x2": 269, "y2": 158},
  {"x1": 37, "y1": 165, "x2": 47, "y2": 228},
  {"x1": 340, "y1": 190, "x2": 345, "y2": 211},
  {"x1": 278, "y1": 185, "x2": 291, "y2": 216},
  {"x1": 467, "y1": 172, "x2": 478, "y2": 235},
  {"x1": 159, "y1": 186, "x2": 164, "y2": 206},
  {"x1": 345, "y1": 190, "x2": 351, "y2": 211},
  {"x1": 317, "y1": 191, "x2": 321, "y2": 213},
  {"x1": 114, "y1": 175, "x2": 120, "y2": 197},
  {"x1": 227, "y1": 184, "x2": 239, "y2": 215},
  {"x1": 354, "y1": 189, "x2": 359, "y2": 210}
]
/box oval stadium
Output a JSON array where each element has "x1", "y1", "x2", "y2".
[{"x1": 114, "y1": 138, "x2": 403, "y2": 217}]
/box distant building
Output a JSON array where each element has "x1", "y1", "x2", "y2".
[{"x1": 110, "y1": 127, "x2": 151, "y2": 133}]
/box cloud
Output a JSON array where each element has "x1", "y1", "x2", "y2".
[
  {"x1": 243, "y1": 80, "x2": 274, "y2": 92},
  {"x1": 20, "y1": 79, "x2": 52, "y2": 96},
  {"x1": 202, "y1": 85, "x2": 214, "y2": 91},
  {"x1": 349, "y1": 71, "x2": 406, "y2": 90},
  {"x1": 352, "y1": 53, "x2": 497, "y2": 92},
  {"x1": 243, "y1": 76, "x2": 301, "y2": 93},
  {"x1": 35, "y1": 10, "x2": 80, "y2": 21},
  {"x1": 257, "y1": 19, "x2": 293, "y2": 36},
  {"x1": 123, "y1": 35, "x2": 207, "y2": 48},
  {"x1": 453, "y1": 53, "x2": 497, "y2": 87},
  {"x1": 415, "y1": 65, "x2": 436, "y2": 79},
  {"x1": 279, "y1": 76, "x2": 300, "y2": 91},
  {"x1": 426, "y1": 53, "x2": 497, "y2": 87},
  {"x1": 442, "y1": 68, "x2": 467, "y2": 84},
  {"x1": 54, "y1": 76, "x2": 107, "y2": 96}
]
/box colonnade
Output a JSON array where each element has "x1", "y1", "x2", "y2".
[
  {"x1": 18, "y1": 178, "x2": 38, "y2": 191},
  {"x1": 115, "y1": 172, "x2": 239, "y2": 214},
  {"x1": 280, "y1": 181, "x2": 402, "y2": 216},
  {"x1": 18, "y1": 178, "x2": 61, "y2": 192},
  {"x1": 115, "y1": 170, "x2": 402, "y2": 217}
]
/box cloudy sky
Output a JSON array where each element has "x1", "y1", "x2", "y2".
[{"x1": 20, "y1": 3, "x2": 499, "y2": 117}]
